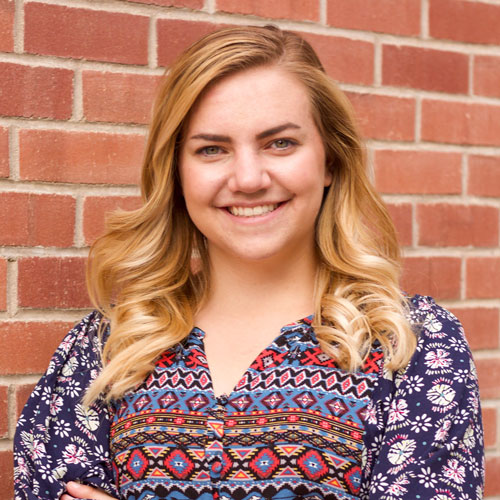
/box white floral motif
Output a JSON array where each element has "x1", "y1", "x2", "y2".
[
  {"x1": 53, "y1": 419, "x2": 71, "y2": 438},
  {"x1": 75, "y1": 404, "x2": 100, "y2": 431},
  {"x1": 64, "y1": 379, "x2": 82, "y2": 398},
  {"x1": 387, "y1": 439, "x2": 417, "y2": 465},
  {"x1": 30, "y1": 439, "x2": 46, "y2": 461},
  {"x1": 388, "y1": 399, "x2": 409, "y2": 424},
  {"x1": 431, "y1": 494, "x2": 454, "y2": 500},
  {"x1": 49, "y1": 394, "x2": 64, "y2": 416},
  {"x1": 453, "y1": 369, "x2": 468, "y2": 383},
  {"x1": 449, "y1": 336, "x2": 467, "y2": 352},
  {"x1": 363, "y1": 402, "x2": 378, "y2": 425},
  {"x1": 62, "y1": 443, "x2": 88, "y2": 465},
  {"x1": 370, "y1": 473, "x2": 389, "y2": 493},
  {"x1": 442, "y1": 458, "x2": 466, "y2": 484},
  {"x1": 40, "y1": 386, "x2": 52, "y2": 404},
  {"x1": 405, "y1": 375, "x2": 425, "y2": 394},
  {"x1": 425, "y1": 349, "x2": 452, "y2": 370},
  {"x1": 424, "y1": 315, "x2": 443, "y2": 333},
  {"x1": 61, "y1": 356, "x2": 79, "y2": 376},
  {"x1": 427, "y1": 383, "x2": 456, "y2": 408},
  {"x1": 463, "y1": 425, "x2": 476, "y2": 450},
  {"x1": 387, "y1": 474, "x2": 410, "y2": 497},
  {"x1": 411, "y1": 413, "x2": 432, "y2": 433},
  {"x1": 435, "y1": 419, "x2": 452, "y2": 442},
  {"x1": 418, "y1": 466, "x2": 438, "y2": 488},
  {"x1": 38, "y1": 463, "x2": 55, "y2": 482}
]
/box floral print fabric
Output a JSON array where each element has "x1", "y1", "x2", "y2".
[
  {"x1": 14, "y1": 312, "x2": 118, "y2": 499},
  {"x1": 14, "y1": 295, "x2": 484, "y2": 499}
]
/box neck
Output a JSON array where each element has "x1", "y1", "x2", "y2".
[{"x1": 201, "y1": 243, "x2": 319, "y2": 321}]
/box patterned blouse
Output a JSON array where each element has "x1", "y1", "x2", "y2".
[{"x1": 14, "y1": 295, "x2": 484, "y2": 500}]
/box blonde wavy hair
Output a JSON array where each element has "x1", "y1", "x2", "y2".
[{"x1": 84, "y1": 25, "x2": 416, "y2": 405}]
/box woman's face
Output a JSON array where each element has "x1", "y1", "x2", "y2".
[{"x1": 178, "y1": 65, "x2": 331, "y2": 265}]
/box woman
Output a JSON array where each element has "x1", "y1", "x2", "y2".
[{"x1": 14, "y1": 26, "x2": 484, "y2": 500}]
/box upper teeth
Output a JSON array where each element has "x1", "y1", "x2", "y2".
[{"x1": 228, "y1": 204, "x2": 278, "y2": 217}]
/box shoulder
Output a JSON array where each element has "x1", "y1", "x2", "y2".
[
  {"x1": 405, "y1": 294, "x2": 471, "y2": 361},
  {"x1": 397, "y1": 294, "x2": 479, "y2": 407},
  {"x1": 47, "y1": 310, "x2": 109, "y2": 378}
]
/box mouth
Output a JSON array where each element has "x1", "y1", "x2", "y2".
[{"x1": 226, "y1": 203, "x2": 282, "y2": 217}]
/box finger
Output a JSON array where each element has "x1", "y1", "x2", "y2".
[
  {"x1": 65, "y1": 481, "x2": 117, "y2": 500},
  {"x1": 60, "y1": 495, "x2": 74, "y2": 500}
]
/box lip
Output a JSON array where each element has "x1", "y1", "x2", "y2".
[{"x1": 219, "y1": 200, "x2": 286, "y2": 209}]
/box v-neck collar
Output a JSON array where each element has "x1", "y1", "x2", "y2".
[{"x1": 182, "y1": 315, "x2": 316, "y2": 400}]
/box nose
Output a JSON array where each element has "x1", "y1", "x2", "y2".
[{"x1": 227, "y1": 149, "x2": 271, "y2": 193}]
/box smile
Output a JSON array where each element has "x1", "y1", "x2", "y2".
[{"x1": 227, "y1": 204, "x2": 279, "y2": 217}]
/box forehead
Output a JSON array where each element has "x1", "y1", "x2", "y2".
[{"x1": 184, "y1": 65, "x2": 315, "y2": 133}]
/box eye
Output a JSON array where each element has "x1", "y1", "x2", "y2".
[
  {"x1": 197, "y1": 145, "x2": 223, "y2": 156},
  {"x1": 270, "y1": 138, "x2": 297, "y2": 150}
]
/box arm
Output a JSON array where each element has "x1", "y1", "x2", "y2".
[
  {"x1": 14, "y1": 311, "x2": 119, "y2": 500},
  {"x1": 362, "y1": 296, "x2": 484, "y2": 499}
]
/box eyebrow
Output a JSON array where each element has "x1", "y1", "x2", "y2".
[{"x1": 189, "y1": 122, "x2": 301, "y2": 143}]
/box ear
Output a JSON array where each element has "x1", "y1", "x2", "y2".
[{"x1": 324, "y1": 164, "x2": 333, "y2": 187}]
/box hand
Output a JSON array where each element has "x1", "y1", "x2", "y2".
[{"x1": 61, "y1": 481, "x2": 118, "y2": 500}]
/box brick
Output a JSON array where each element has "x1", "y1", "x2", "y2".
[
  {"x1": 374, "y1": 150, "x2": 462, "y2": 195},
  {"x1": 0, "y1": 258, "x2": 6, "y2": 311},
  {"x1": 0, "y1": 385, "x2": 7, "y2": 438},
  {"x1": 0, "y1": 192, "x2": 75, "y2": 247},
  {"x1": 217, "y1": 0, "x2": 319, "y2": 22},
  {"x1": 0, "y1": 321, "x2": 73, "y2": 375},
  {"x1": 467, "y1": 258, "x2": 500, "y2": 299},
  {"x1": 468, "y1": 155, "x2": 500, "y2": 198},
  {"x1": 0, "y1": 0, "x2": 14, "y2": 52},
  {"x1": 422, "y1": 100, "x2": 500, "y2": 147},
  {"x1": 327, "y1": 0, "x2": 420, "y2": 35},
  {"x1": 476, "y1": 358, "x2": 500, "y2": 399},
  {"x1": 83, "y1": 71, "x2": 161, "y2": 125},
  {"x1": 129, "y1": 0, "x2": 203, "y2": 7},
  {"x1": 15, "y1": 383, "x2": 37, "y2": 419},
  {"x1": 474, "y1": 55, "x2": 500, "y2": 99},
  {"x1": 430, "y1": 0, "x2": 500, "y2": 45},
  {"x1": 0, "y1": 62, "x2": 73, "y2": 120},
  {"x1": 401, "y1": 257, "x2": 461, "y2": 300},
  {"x1": 0, "y1": 126, "x2": 8, "y2": 177},
  {"x1": 24, "y1": 3, "x2": 148, "y2": 65},
  {"x1": 0, "y1": 450, "x2": 13, "y2": 500},
  {"x1": 299, "y1": 33, "x2": 374, "y2": 85},
  {"x1": 482, "y1": 407, "x2": 497, "y2": 449},
  {"x1": 386, "y1": 203, "x2": 412, "y2": 247},
  {"x1": 417, "y1": 204, "x2": 498, "y2": 247},
  {"x1": 19, "y1": 129, "x2": 143, "y2": 185},
  {"x1": 347, "y1": 93, "x2": 415, "y2": 141},
  {"x1": 485, "y1": 456, "x2": 500, "y2": 496},
  {"x1": 382, "y1": 45, "x2": 468, "y2": 94},
  {"x1": 157, "y1": 19, "x2": 222, "y2": 67},
  {"x1": 449, "y1": 307, "x2": 499, "y2": 351},
  {"x1": 18, "y1": 257, "x2": 90, "y2": 309},
  {"x1": 83, "y1": 196, "x2": 142, "y2": 244}
]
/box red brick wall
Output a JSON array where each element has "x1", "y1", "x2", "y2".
[{"x1": 1, "y1": 0, "x2": 499, "y2": 497}]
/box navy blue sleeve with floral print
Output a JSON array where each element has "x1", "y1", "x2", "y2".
[
  {"x1": 14, "y1": 311, "x2": 119, "y2": 500},
  {"x1": 361, "y1": 295, "x2": 484, "y2": 500}
]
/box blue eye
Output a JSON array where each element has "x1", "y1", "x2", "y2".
[
  {"x1": 272, "y1": 139, "x2": 296, "y2": 150},
  {"x1": 198, "y1": 146, "x2": 222, "y2": 156},
  {"x1": 274, "y1": 139, "x2": 290, "y2": 148}
]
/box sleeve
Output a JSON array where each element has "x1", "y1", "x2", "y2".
[
  {"x1": 13, "y1": 311, "x2": 120, "y2": 500},
  {"x1": 361, "y1": 295, "x2": 484, "y2": 500}
]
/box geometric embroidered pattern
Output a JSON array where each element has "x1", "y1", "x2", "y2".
[{"x1": 110, "y1": 316, "x2": 382, "y2": 499}]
